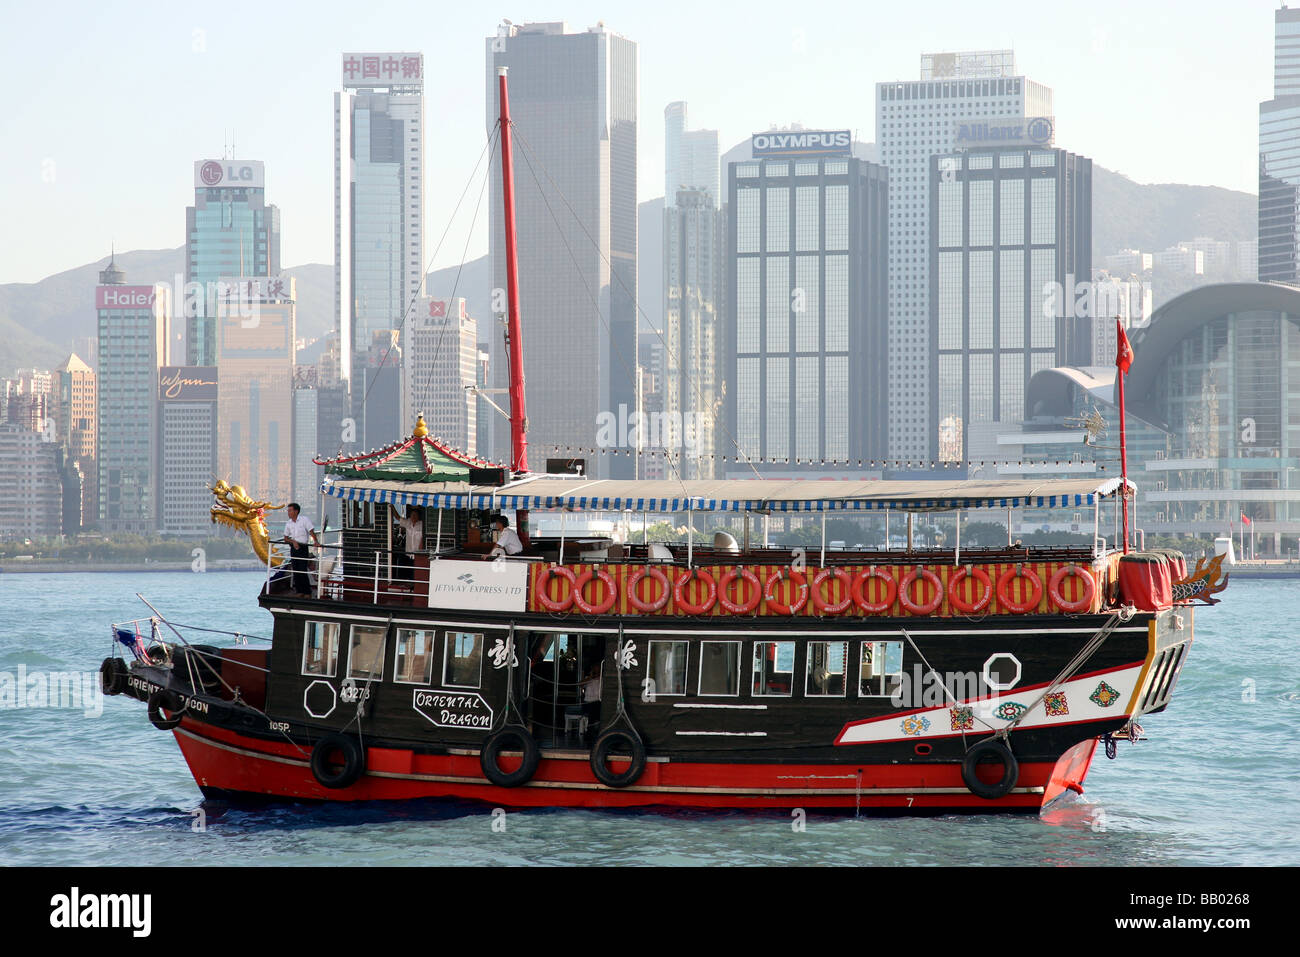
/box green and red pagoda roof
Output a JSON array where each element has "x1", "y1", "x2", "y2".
[{"x1": 313, "y1": 416, "x2": 500, "y2": 483}]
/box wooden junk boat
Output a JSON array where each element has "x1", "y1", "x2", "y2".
[
  {"x1": 97, "y1": 68, "x2": 1226, "y2": 814},
  {"x1": 100, "y1": 450, "x2": 1227, "y2": 813}
]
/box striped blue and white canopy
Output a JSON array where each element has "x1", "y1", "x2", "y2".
[{"x1": 321, "y1": 475, "x2": 1129, "y2": 514}]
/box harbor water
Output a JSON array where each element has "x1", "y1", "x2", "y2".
[{"x1": 0, "y1": 571, "x2": 1296, "y2": 866}]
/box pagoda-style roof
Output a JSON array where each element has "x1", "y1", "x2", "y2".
[{"x1": 313, "y1": 416, "x2": 499, "y2": 483}]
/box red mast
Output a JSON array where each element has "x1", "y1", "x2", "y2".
[
  {"x1": 1116, "y1": 318, "x2": 1134, "y2": 554},
  {"x1": 497, "y1": 66, "x2": 529, "y2": 474}
]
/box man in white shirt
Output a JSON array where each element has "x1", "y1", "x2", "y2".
[
  {"x1": 282, "y1": 503, "x2": 322, "y2": 596},
  {"x1": 490, "y1": 514, "x2": 522, "y2": 557},
  {"x1": 391, "y1": 505, "x2": 424, "y2": 585}
]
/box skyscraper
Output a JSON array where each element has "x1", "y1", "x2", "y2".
[
  {"x1": 157, "y1": 365, "x2": 218, "y2": 535},
  {"x1": 665, "y1": 101, "x2": 719, "y2": 203},
  {"x1": 335, "y1": 53, "x2": 424, "y2": 444},
  {"x1": 663, "y1": 189, "x2": 722, "y2": 480},
  {"x1": 929, "y1": 146, "x2": 1092, "y2": 462},
  {"x1": 486, "y1": 22, "x2": 637, "y2": 478},
  {"x1": 217, "y1": 277, "x2": 296, "y2": 504},
  {"x1": 725, "y1": 132, "x2": 889, "y2": 473},
  {"x1": 405, "y1": 297, "x2": 478, "y2": 455},
  {"x1": 186, "y1": 159, "x2": 281, "y2": 365},
  {"x1": 1259, "y1": 7, "x2": 1300, "y2": 282},
  {"x1": 54, "y1": 353, "x2": 96, "y2": 528},
  {"x1": 877, "y1": 51, "x2": 1053, "y2": 461},
  {"x1": 95, "y1": 257, "x2": 169, "y2": 533}
]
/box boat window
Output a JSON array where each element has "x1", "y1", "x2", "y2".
[
  {"x1": 698, "y1": 641, "x2": 742, "y2": 697},
  {"x1": 347, "y1": 625, "x2": 387, "y2": 681},
  {"x1": 859, "y1": 641, "x2": 903, "y2": 698},
  {"x1": 394, "y1": 628, "x2": 436, "y2": 685},
  {"x1": 302, "y1": 621, "x2": 340, "y2": 677},
  {"x1": 444, "y1": 631, "x2": 483, "y2": 689},
  {"x1": 752, "y1": 641, "x2": 795, "y2": 696},
  {"x1": 646, "y1": 640, "x2": 688, "y2": 697},
  {"x1": 806, "y1": 641, "x2": 848, "y2": 697}
]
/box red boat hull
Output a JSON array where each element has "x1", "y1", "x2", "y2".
[{"x1": 173, "y1": 717, "x2": 1094, "y2": 813}]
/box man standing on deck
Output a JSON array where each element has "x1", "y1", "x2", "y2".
[
  {"x1": 490, "y1": 514, "x2": 522, "y2": 557},
  {"x1": 283, "y1": 503, "x2": 322, "y2": 596}
]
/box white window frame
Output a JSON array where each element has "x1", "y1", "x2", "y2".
[
  {"x1": 646, "y1": 639, "x2": 689, "y2": 698},
  {"x1": 858, "y1": 640, "x2": 904, "y2": 698},
  {"x1": 347, "y1": 623, "x2": 387, "y2": 681},
  {"x1": 393, "y1": 627, "x2": 436, "y2": 685},
  {"x1": 805, "y1": 640, "x2": 849, "y2": 698},
  {"x1": 443, "y1": 631, "x2": 484, "y2": 689},
  {"x1": 301, "y1": 620, "x2": 340, "y2": 677},
  {"x1": 697, "y1": 640, "x2": 743, "y2": 698},
  {"x1": 751, "y1": 641, "x2": 795, "y2": 697}
]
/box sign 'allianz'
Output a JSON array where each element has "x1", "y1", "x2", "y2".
[
  {"x1": 951, "y1": 116, "x2": 1054, "y2": 148},
  {"x1": 751, "y1": 130, "x2": 852, "y2": 157},
  {"x1": 427, "y1": 559, "x2": 528, "y2": 612}
]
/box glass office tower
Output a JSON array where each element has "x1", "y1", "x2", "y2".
[{"x1": 186, "y1": 159, "x2": 280, "y2": 366}]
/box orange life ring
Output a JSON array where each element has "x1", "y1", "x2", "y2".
[
  {"x1": 899, "y1": 566, "x2": 944, "y2": 615},
  {"x1": 811, "y1": 568, "x2": 853, "y2": 614},
  {"x1": 1049, "y1": 564, "x2": 1096, "y2": 614},
  {"x1": 851, "y1": 566, "x2": 897, "y2": 613},
  {"x1": 948, "y1": 566, "x2": 993, "y2": 615},
  {"x1": 718, "y1": 567, "x2": 762, "y2": 614},
  {"x1": 997, "y1": 565, "x2": 1044, "y2": 614},
  {"x1": 536, "y1": 565, "x2": 577, "y2": 612},
  {"x1": 625, "y1": 566, "x2": 671, "y2": 612},
  {"x1": 572, "y1": 567, "x2": 617, "y2": 615},
  {"x1": 674, "y1": 568, "x2": 717, "y2": 615},
  {"x1": 764, "y1": 569, "x2": 809, "y2": 615}
]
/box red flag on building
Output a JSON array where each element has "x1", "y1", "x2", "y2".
[
  {"x1": 1241, "y1": 513, "x2": 1252, "y2": 525},
  {"x1": 1116, "y1": 320, "x2": 1134, "y2": 374}
]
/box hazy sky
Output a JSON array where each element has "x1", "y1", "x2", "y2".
[{"x1": 0, "y1": 0, "x2": 1279, "y2": 285}]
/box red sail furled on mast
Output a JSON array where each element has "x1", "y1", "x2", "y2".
[{"x1": 498, "y1": 66, "x2": 528, "y2": 474}]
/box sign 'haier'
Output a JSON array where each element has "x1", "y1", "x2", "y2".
[
  {"x1": 751, "y1": 130, "x2": 852, "y2": 158},
  {"x1": 194, "y1": 160, "x2": 266, "y2": 189},
  {"x1": 952, "y1": 116, "x2": 1055, "y2": 149}
]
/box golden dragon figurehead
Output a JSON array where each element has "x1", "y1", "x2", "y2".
[{"x1": 209, "y1": 480, "x2": 285, "y2": 566}]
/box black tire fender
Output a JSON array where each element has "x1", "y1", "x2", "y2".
[
  {"x1": 479, "y1": 726, "x2": 540, "y2": 788},
  {"x1": 99, "y1": 657, "x2": 128, "y2": 696},
  {"x1": 147, "y1": 689, "x2": 186, "y2": 731},
  {"x1": 590, "y1": 729, "x2": 647, "y2": 789},
  {"x1": 961, "y1": 738, "x2": 1019, "y2": 800},
  {"x1": 310, "y1": 733, "x2": 366, "y2": 790}
]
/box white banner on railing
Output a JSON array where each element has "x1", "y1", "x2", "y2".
[{"x1": 427, "y1": 559, "x2": 528, "y2": 612}]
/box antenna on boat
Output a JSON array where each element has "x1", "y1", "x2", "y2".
[{"x1": 497, "y1": 66, "x2": 529, "y2": 475}]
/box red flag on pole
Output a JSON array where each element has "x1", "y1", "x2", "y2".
[
  {"x1": 1241, "y1": 513, "x2": 1252, "y2": 525},
  {"x1": 1116, "y1": 321, "x2": 1134, "y2": 374}
]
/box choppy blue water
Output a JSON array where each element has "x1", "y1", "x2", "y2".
[{"x1": 0, "y1": 571, "x2": 1296, "y2": 866}]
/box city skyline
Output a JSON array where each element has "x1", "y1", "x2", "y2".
[{"x1": 0, "y1": 0, "x2": 1280, "y2": 285}]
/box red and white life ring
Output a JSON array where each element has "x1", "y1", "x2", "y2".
[
  {"x1": 1049, "y1": 564, "x2": 1096, "y2": 614},
  {"x1": 764, "y1": 569, "x2": 809, "y2": 615},
  {"x1": 851, "y1": 566, "x2": 897, "y2": 614},
  {"x1": 572, "y1": 567, "x2": 617, "y2": 615},
  {"x1": 997, "y1": 565, "x2": 1044, "y2": 614},
  {"x1": 625, "y1": 566, "x2": 671, "y2": 612},
  {"x1": 899, "y1": 566, "x2": 944, "y2": 615},
  {"x1": 674, "y1": 568, "x2": 718, "y2": 615},
  {"x1": 948, "y1": 565, "x2": 993, "y2": 615},
  {"x1": 811, "y1": 568, "x2": 853, "y2": 614},
  {"x1": 718, "y1": 567, "x2": 762, "y2": 614},
  {"x1": 536, "y1": 565, "x2": 577, "y2": 612}
]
